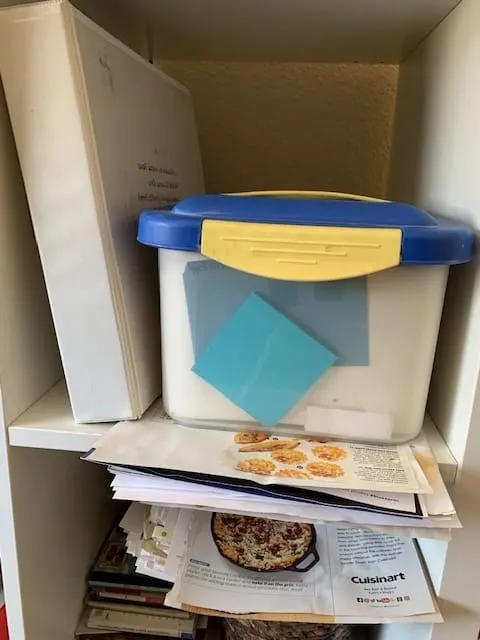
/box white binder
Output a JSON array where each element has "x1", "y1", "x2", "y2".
[{"x1": 0, "y1": 1, "x2": 204, "y2": 422}]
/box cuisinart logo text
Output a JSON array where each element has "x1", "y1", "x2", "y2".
[{"x1": 351, "y1": 573, "x2": 406, "y2": 584}]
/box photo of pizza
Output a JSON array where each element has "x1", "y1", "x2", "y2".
[
  {"x1": 271, "y1": 449, "x2": 307, "y2": 464},
  {"x1": 312, "y1": 445, "x2": 347, "y2": 462},
  {"x1": 234, "y1": 432, "x2": 270, "y2": 445},
  {"x1": 238, "y1": 439, "x2": 301, "y2": 453},
  {"x1": 306, "y1": 461, "x2": 345, "y2": 478},
  {"x1": 211, "y1": 513, "x2": 319, "y2": 573},
  {"x1": 237, "y1": 459, "x2": 276, "y2": 476}
]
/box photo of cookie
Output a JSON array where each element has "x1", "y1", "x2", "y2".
[
  {"x1": 237, "y1": 459, "x2": 276, "y2": 476},
  {"x1": 276, "y1": 469, "x2": 311, "y2": 480},
  {"x1": 234, "y1": 432, "x2": 270, "y2": 445},
  {"x1": 271, "y1": 449, "x2": 307, "y2": 465},
  {"x1": 306, "y1": 461, "x2": 344, "y2": 478},
  {"x1": 311, "y1": 445, "x2": 347, "y2": 462},
  {"x1": 239, "y1": 439, "x2": 301, "y2": 453}
]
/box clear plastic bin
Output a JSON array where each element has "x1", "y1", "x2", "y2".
[{"x1": 138, "y1": 191, "x2": 474, "y2": 443}]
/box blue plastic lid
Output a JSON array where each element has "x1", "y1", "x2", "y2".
[{"x1": 137, "y1": 194, "x2": 474, "y2": 265}]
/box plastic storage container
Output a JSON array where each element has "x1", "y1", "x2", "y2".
[{"x1": 138, "y1": 191, "x2": 474, "y2": 443}]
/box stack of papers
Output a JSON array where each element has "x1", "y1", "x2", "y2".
[
  {"x1": 119, "y1": 503, "x2": 190, "y2": 584},
  {"x1": 82, "y1": 407, "x2": 459, "y2": 622},
  {"x1": 84, "y1": 409, "x2": 459, "y2": 541},
  {"x1": 118, "y1": 502, "x2": 442, "y2": 624}
]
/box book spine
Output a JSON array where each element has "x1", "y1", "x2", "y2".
[
  {"x1": 87, "y1": 607, "x2": 194, "y2": 636},
  {"x1": 96, "y1": 588, "x2": 166, "y2": 605}
]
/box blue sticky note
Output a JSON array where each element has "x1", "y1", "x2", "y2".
[
  {"x1": 191, "y1": 293, "x2": 337, "y2": 427},
  {"x1": 183, "y1": 260, "x2": 369, "y2": 365}
]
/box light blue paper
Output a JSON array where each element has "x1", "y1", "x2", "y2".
[
  {"x1": 191, "y1": 293, "x2": 337, "y2": 427},
  {"x1": 183, "y1": 260, "x2": 369, "y2": 365}
]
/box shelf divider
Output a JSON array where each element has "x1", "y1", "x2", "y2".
[{"x1": 8, "y1": 381, "x2": 458, "y2": 490}]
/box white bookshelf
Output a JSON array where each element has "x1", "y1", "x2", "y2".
[
  {"x1": 7, "y1": 383, "x2": 459, "y2": 484},
  {"x1": 73, "y1": 0, "x2": 463, "y2": 63},
  {"x1": 8, "y1": 381, "x2": 110, "y2": 453},
  {"x1": 0, "y1": 0, "x2": 480, "y2": 639},
  {"x1": 0, "y1": 0, "x2": 456, "y2": 63}
]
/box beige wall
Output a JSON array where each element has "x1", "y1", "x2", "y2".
[{"x1": 159, "y1": 61, "x2": 398, "y2": 198}]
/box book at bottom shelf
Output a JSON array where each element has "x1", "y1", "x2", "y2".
[{"x1": 76, "y1": 521, "x2": 203, "y2": 639}]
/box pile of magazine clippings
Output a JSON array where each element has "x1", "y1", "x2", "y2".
[{"x1": 77, "y1": 405, "x2": 457, "y2": 634}]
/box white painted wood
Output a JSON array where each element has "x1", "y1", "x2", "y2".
[
  {"x1": 8, "y1": 383, "x2": 459, "y2": 481},
  {"x1": 0, "y1": 0, "x2": 147, "y2": 54},
  {"x1": 0, "y1": 0, "x2": 459, "y2": 63},
  {"x1": 375, "y1": 623, "x2": 432, "y2": 640},
  {"x1": 423, "y1": 416, "x2": 458, "y2": 492},
  {"x1": 0, "y1": 0, "x2": 478, "y2": 637},
  {"x1": 388, "y1": 0, "x2": 480, "y2": 637},
  {"x1": 131, "y1": 0, "x2": 461, "y2": 64},
  {"x1": 0, "y1": 71, "x2": 114, "y2": 640},
  {"x1": 6, "y1": 446, "x2": 117, "y2": 640},
  {"x1": 0, "y1": 78, "x2": 62, "y2": 640},
  {"x1": 0, "y1": 92, "x2": 61, "y2": 430},
  {"x1": 0, "y1": 394, "x2": 23, "y2": 640},
  {"x1": 8, "y1": 381, "x2": 110, "y2": 452},
  {"x1": 417, "y1": 539, "x2": 449, "y2": 596}
]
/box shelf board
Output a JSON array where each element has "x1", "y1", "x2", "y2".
[
  {"x1": 9, "y1": 382, "x2": 459, "y2": 490},
  {"x1": 109, "y1": 0, "x2": 461, "y2": 63},
  {"x1": 423, "y1": 415, "x2": 458, "y2": 491},
  {"x1": 3, "y1": 0, "x2": 460, "y2": 63},
  {"x1": 8, "y1": 381, "x2": 110, "y2": 452}
]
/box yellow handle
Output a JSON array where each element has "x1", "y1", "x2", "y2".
[{"x1": 201, "y1": 191, "x2": 400, "y2": 281}]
